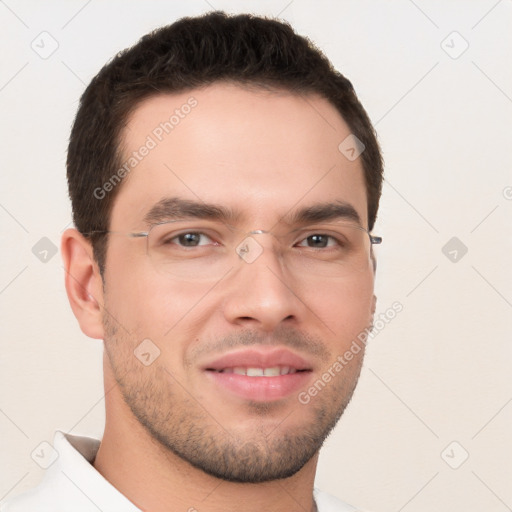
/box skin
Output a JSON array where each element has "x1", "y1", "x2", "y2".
[{"x1": 62, "y1": 83, "x2": 377, "y2": 512}]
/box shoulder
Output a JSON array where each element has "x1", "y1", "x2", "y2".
[
  {"x1": 0, "y1": 480, "x2": 60, "y2": 512},
  {"x1": 0, "y1": 431, "x2": 102, "y2": 512},
  {"x1": 314, "y1": 488, "x2": 373, "y2": 512}
]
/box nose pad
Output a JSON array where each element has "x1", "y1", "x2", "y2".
[
  {"x1": 235, "y1": 233, "x2": 266, "y2": 265},
  {"x1": 234, "y1": 230, "x2": 285, "y2": 272}
]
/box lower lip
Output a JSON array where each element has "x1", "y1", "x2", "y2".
[{"x1": 204, "y1": 371, "x2": 312, "y2": 402}]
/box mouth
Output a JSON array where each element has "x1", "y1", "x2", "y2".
[
  {"x1": 207, "y1": 366, "x2": 309, "y2": 376},
  {"x1": 202, "y1": 348, "x2": 314, "y2": 402}
]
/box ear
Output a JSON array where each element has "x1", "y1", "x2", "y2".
[
  {"x1": 369, "y1": 294, "x2": 377, "y2": 328},
  {"x1": 61, "y1": 228, "x2": 105, "y2": 340}
]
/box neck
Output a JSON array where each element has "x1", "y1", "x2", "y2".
[{"x1": 93, "y1": 358, "x2": 319, "y2": 512}]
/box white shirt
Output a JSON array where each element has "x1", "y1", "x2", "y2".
[{"x1": 1, "y1": 431, "x2": 362, "y2": 512}]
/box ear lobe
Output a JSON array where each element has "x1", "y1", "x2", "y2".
[{"x1": 61, "y1": 228, "x2": 105, "y2": 340}]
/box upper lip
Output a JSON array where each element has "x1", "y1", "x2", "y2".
[{"x1": 202, "y1": 347, "x2": 313, "y2": 372}]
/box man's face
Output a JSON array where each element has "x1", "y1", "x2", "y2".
[{"x1": 101, "y1": 83, "x2": 376, "y2": 482}]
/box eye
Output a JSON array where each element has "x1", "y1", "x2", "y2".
[
  {"x1": 169, "y1": 232, "x2": 214, "y2": 247},
  {"x1": 297, "y1": 234, "x2": 339, "y2": 249}
]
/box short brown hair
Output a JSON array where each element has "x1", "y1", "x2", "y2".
[{"x1": 67, "y1": 11, "x2": 383, "y2": 274}]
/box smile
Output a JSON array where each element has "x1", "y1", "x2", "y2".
[
  {"x1": 201, "y1": 348, "x2": 315, "y2": 401},
  {"x1": 209, "y1": 366, "x2": 308, "y2": 376}
]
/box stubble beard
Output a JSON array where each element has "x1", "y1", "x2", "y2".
[{"x1": 102, "y1": 313, "x2": 364, "y2": 483}]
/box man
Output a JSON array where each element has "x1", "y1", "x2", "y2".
[{"x1": 2, "y1": 11, "x2": 383, "y2": 512}]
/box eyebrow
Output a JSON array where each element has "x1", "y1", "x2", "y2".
[
  {"x1": 142, "y1": 197, "x2": 362, "y2": 228},
  {"x1": 281, "y1": 201, "x2": 362, "y2": 226},
  {"x1": 143, "y1": 197, "x2": 240, "y2": 225}
]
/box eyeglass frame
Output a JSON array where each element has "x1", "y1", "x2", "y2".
[{"x1": 84, "y1": 221, "x2": 382, "y2": 247}]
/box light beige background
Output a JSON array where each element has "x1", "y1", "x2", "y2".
[{"x1": 1, "y1": 1, "x2": 511, "y2": 511}]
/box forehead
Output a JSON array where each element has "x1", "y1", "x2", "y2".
[{"x1": 110, "y1": 82, "x2": 368, "y2": 229}]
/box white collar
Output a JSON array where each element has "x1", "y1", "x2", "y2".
[{"x1": 2, "y1": 430, "x2": 359, "y2": 512}]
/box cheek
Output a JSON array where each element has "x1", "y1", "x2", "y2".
[
  {"x1": 306, "y1": 274, "x2": 375, "y2": 340},
  {"x1": 103, "y1": 273, "x2": 210, "y2": 378},
  {"x1": 103, "y1": 253, "x2": 210, "y2": 339}
]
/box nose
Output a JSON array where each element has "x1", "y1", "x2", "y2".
[{"x1": 221, "y1": 234, "x2": 306, "y2": 331}]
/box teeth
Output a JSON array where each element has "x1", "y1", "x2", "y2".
[
  {"x1": 221, "y1": 366, "x2": 298, "y2": 376},
  {"x1": 247, "y1": 367, "x2": 264, "y2": 377}
]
